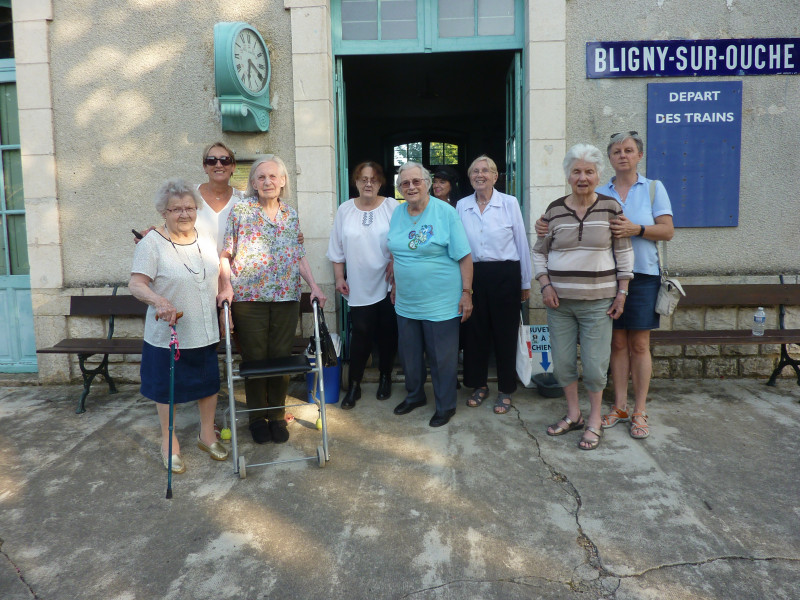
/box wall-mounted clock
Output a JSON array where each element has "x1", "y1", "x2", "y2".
[{"x1": 214, "y1": 22, "x2": 273, "y2": 132}]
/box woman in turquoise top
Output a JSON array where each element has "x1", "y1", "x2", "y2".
[
  {"x1": 218, "y1": 155, "x2": 326, "y2": 444},
  {"x1": 388, "y1": 162, "x2": 473, "y2": 428}
]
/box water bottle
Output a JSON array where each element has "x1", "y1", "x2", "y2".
[{"x1": 752, "y1": 307, "x2": 766, "y2": 336}]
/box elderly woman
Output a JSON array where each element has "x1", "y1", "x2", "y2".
[
  {"x1": 388, "y1": 162, "x2": 473, "y2": 427},
  {"x1": 457, "y1": 155, "x2": 531, "y2": 415},
  {"x1": 431, "y1": 165, "x2": 461, "y2": 208},
  {"x1": 129, "y1": 178, "x2": 228, "y2": 474},
  {"x1": 217, "y1": 155, "x2": 326, "y2": 444},
  {"x1": 599, "y1": 131, "x2": 674, "y2": 439},
  {"x1": 327, "y1": 161, "x2": 398, "y2": 409},
  {"x1": 532, "y1": 144, "x2": 633, "y2": 450}
]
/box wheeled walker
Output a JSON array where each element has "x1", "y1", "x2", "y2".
[{"x1": 221, "y1": 300, "x2": 330, "y2": 478}]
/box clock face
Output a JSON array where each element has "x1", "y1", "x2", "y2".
[{"x1": 233, "y1": 27, "x2": 268, "y2": 95}]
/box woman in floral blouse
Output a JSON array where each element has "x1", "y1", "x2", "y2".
[{"x1": 218, "y1": 155, "x2": 326, "y2": 444}]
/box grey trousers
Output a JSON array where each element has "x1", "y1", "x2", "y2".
[{"x1": 397, "y1": 315, "x2": 460, "y2": 414}]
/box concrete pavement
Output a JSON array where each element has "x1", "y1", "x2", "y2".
[{"x1": 1, "y1": 377, "x2": 799, "y2": 599}]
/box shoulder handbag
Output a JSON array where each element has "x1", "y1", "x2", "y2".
[{"x1": 649, "y1": 181, "x2": 685, "y2": 316}]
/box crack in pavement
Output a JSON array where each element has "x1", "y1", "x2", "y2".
[
  {"x1": 1, "y1": 538, "x2": 39, "y2": 599},
  {"x1": 619, "y1": 554, "x2": 800, "y2": 578},
  {"x1": 398, "y1": 574, "x2": 569, "y2": 598}
]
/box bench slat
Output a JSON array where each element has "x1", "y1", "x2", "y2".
[
  {"x1": 651, "y1": 329, "x2": 800, "y2": 345},
  {"x1": 681, "y1": 284, "x2": 800, "y2": 307},
  {"x1": 70, "y1": 295, "x2": 148, "y2": 317}
]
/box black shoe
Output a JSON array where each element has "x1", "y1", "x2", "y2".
[
  {"x1": 249, "y1": 419, "x2": 271, "y2": 444},
  {"x1": 429, "y1": 409, "x2": 456, "y2": 428},
  {"x1": 376, "y1": 374, "x2": 392, "y2": 400},
  {"x1": 269, "y1": 419, "x2": 290, "y2": 444},
  {"x1": 341, "y1": 382, "x2": 361, "y2": 410},
  {"x1": 393, "y1": 398, "x2": 427, "y2": 415}
]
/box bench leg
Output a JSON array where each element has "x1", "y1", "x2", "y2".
[
  {"x1": 76, "y1": 354, "x2": 117, "y2": 414},
  {"x1": 766, "y1": 343, "x2": 800, "y2": 387}
]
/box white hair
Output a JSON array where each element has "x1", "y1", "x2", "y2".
[
  {"x1": 395, "y1": 161, "x2": 432, "y2": 191},
  {"x1": 154, "y1": 178, "x2": 203, "y2": 214},
  {"x1": 562, "y1": 144, "x2": 605, "y2": 178}
]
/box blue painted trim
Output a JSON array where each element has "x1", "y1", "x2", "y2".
[{"x1": 0, "y1": 59, "x2": 15, "y2": 83}]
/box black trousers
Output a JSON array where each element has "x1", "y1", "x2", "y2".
[
  {"x1": 348, "y1": 294, "x2": 398, "y2": 383},
  {"x1": 461, "y1": 261, "x2": 521, "y2": 394}
]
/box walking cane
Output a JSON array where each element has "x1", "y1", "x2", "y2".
[{"x1": 157, "y1": 311, "x2": 183, "y2": 499}]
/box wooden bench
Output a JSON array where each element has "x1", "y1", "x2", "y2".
[
  {"x1": 650, "y1": 282, "x2": 800, "y2": 386},
  {"x1": 37, "y1": 288, "x2": 314, "y2": 414}
]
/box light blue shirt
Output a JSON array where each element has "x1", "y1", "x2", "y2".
[
  {"x1": 597, "y1": 174, "x2": 673, "y2": 276},
  {"x1": 387, "y1": 198, "x2": 472, "y2": 321},
  {"x1": 457, "y1": 189, "x2": 532, "y2": 289}
]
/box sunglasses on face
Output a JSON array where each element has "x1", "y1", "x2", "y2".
[{"x1": 204, "y1": 156, "x2": 233, "y2": 166}]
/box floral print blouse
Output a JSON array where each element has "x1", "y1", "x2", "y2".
[{"x1": 222, "y1": 197, "x2": 305, "y2": 302}]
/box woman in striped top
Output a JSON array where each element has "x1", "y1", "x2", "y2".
[{"x1": 532, "y1": 144, "x2": 634, "y2": 451}]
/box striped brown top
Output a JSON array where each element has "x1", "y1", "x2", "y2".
[{"x1": 532, "y1": 194, "x2": 634, "y2": 300}]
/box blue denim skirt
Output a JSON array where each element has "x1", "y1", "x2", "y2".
[
  {"x1": 140, "y1": 341, "x2": 220, "y2": 404},
  {"x1": 613, "y1": 273, "x2": 661, "y2": 331}
]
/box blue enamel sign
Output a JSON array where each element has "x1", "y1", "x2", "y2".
[
  {"x1": 587, "y1": 38, "x2": 799, "y2": 78},
  {"x1": 646, "y1": 81, "x2": 742, "y2": 227}
]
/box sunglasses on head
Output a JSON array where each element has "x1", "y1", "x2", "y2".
[
  {"x1": 204, "y1": 156, "x2": 233, "y2": 166},
  {"x1": 610, "y1": 131, "x2": 640, "y2": 140}
]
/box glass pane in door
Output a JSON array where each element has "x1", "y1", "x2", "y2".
[
  {"x1": 3, "y1": 149, "x2": 22, "y2": 210},
  {"x1": 478, "y1": 0, "x2": 515, "y2": 36},
  {"x1": 7, "y1": 214, "x2": 28, "y2": 275},
  {"x1": 381, "y1": 0, "x2": 417, "y2": 40},
  {"x1": 439, "y1": 0, "x2": 474, "y2": 38},
  {"x1": 341, "y1": 0, "x2": 379, "y2": 40}
]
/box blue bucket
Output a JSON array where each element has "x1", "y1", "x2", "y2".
[{"x1": 306, "y1": 357, "x2": 341, "y2": 404}]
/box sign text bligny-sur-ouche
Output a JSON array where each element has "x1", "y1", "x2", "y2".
[{"x1": 587, "y1": 39, "x2": 799, "y2": 78}]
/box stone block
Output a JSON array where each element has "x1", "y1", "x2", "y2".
[
  {"x1": 113, "y1": 317, "x2": 146, "y2": 338},
  {"x1": 672, "y1": 308, "x2": 704, "y2": 331},
  {"x1": 24, "y1": 197, "x2": 62, "y2": 246},
  {"x1": 720, "y1": 344, "x2": 759, "y2": 356},
  {"x1": 297, "y1": 192, "x2": 336, "y2": 238},
  {"x1": 652, "y1": 345, "x2": 682, "y2": 357},
  {"x1": 705, "y1": 358, "x2": 738, "y2": 378},
  {"x1": 108, "y1": 363, "x2": 142, "y2": 383},
  {"x1": 528, "y1": 0, "x2": 566, "y2": 41},
  {"x1": 527, "y1": 185, "x2": 566, "y2": 220},
  {"x1": 740, "y1": 357, "x2": 775, "y2": 377},
  {"x1": 12, "y1": 20, "x2": 49, "y2": 64},
  {"x1": 705, "y1": 307, "x2": 737, "y2": 330},
  {"x1": 738, "y1": 307, "x2": 777, "y2": 329},
  {"x1": 672, "y1": 359, "x2": 702, "y2": 378},
  {"x1": 294, "y1": 99, "x2": 335, "y2": 147},
  {"x1": 27, "y1": 244, "x2": 63, "y2": 289},
  {"x1": 20, "y1": 153, "x2": 57, "y2": 200},
  {"x1": 528, "y1": 90, "x2": 565, "y2": 139},
  {"x1": 291, "y1": 52, "x2": 332, "y2": 101},
  {"x1": 759, "y1": 344, "x2": 781, "y2": 355},
  {"x1": 784, "y1": 306, "x2": 800, "y2": 329},
  {"x1": 18, "y1": 108, "x2": 55, "y2": 155},
  {"x1": 289, "y1": 4, "x2": 330, "y2": 55},
  {"x1": 651, "y1": 359, "x2": 670, "y2": 378},
  {"x1": 295, "y1": 146, "x2": 335, "y2": 193},
  {"x1": 528, "y1": 141, "x2": 566, "y2": 187},
  {"x1": 31, "y1": 290, "x2": 70, "y2": 317},
  {"x1": 34, "y1": 315, "x2": 67, "y2": 348},
  {"x1": 529, "y1": 44, "x2": 566, "y2": 90},
  {"x1": 68, "y1": 316, "x2": 106, "y2": 338},
  {"x1": 15, "y1": 62, "x2": 52, "y2": 112},
  {"x1": 657, "y1": 313, "x2": 673, "y2": 331},
  {"x1": 35, "y1": 354, "x2": 70, "y2": 383},
  {"x1": 684, "y1": 344, "x2": 719, "y2": 357}
]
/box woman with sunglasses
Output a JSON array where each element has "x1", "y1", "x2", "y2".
[
  {"x1": 387, "y1": 162, "x2": 473, "y2": 428},
  {"x1": 327, "y1": 161, "x2": 399, "y2": 409},
  {"x1": 195, "y1": 142, "x2": 247, "y2": 254},
  {"x1": 535, "y1": 131, "x2": 673, "y2": 439},
  {"x1": 129, "y1": 178, "x2": 229, "y2": 475},
  {"x1": 218, "y1": 155, "x2": 326, "y2": 444}
]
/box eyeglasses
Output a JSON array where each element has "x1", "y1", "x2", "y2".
[
  {"x1": 165, "y1": 207, "x2": 197, "y2": 215},
  {"x1": 398, "y1": 178, "x2": 425, "y2": 190},
  {"x1": 470, "y1": 168, "x2": 494, "y2": 176},
  {"x1": 204, "y1": 156, "x2": 233, "y2": 166},
  {"x1": 358, "y1": 177, "x2": 378, "y2": 185},
  {"x1": 610, "y1": 131, "x2": 640, "y2": 140}
]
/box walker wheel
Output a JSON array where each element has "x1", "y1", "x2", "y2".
[
  {"x1": 317, "y1": 445, "x2": 326, "y2": 468},
  {"x1": 340, "y1": 362, "x2": 349, "y2": 391},
  {"x1": 238, "y1": 455, "x2": 247, "y2": 479}
]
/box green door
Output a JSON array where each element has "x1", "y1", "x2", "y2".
[{"x1": 0, "y1": 77, "x2": 36, "y2": 372}]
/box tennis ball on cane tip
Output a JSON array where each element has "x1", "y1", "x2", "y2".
[
  {"x1": 220, "y1": 428, "x2": 232, "y2": 441},
  {"x1": 315, "y1": 418, "x2": 322, "y2": 431}
]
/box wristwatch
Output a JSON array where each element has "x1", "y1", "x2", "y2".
[
  {"x1": 617, "y1": 289, "x2": 629, "y2": 296},
  {"x1": 637, "y1": 225, "x2": 646, "y2": 237}
]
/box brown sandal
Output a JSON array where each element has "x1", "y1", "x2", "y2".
[
  {"x1": 546, "y1": 413, "x2": 584, "y2": 436},
  {"x1": 466, "y1": 387, "x2": 489, "y2": 407},
  {"x1": 630, "y1": 412, "x2": 649, "y2": 439}
]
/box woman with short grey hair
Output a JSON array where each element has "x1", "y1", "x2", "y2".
[
  {"x1": 129, "y1": 177, "x2": 228, "y2": 474},
  {"x1": 532, "y1": 144, "x2": 634, "y2": 451}
]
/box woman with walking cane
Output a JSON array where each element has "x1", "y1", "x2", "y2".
[{"x1": 130, "y1": 178, "x2": 229, "y2": 475}]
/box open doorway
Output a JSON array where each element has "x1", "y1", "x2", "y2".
[{"x1": 338, "y1": 50, "x2": 517, "y2": 202}]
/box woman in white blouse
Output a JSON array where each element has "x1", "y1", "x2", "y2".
[
  {"x1": 457, "y1": 155, "x2": 532, "y2": 415},
  {"x1": 129, "y1": 178, "x2": 229, "y2": 475},
  {"x1": 327, "y1": 162, "x2": 399, "y2": 409}
]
